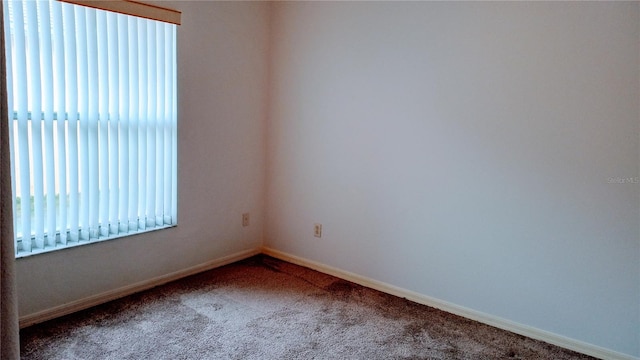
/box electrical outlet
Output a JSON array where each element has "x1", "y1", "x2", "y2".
[
  {"x1": 313, "y1": 223, "x2": 322, "y2": 238},
  {"x1": 242, "y1": 213, "x2": 250, "y2": 227}
]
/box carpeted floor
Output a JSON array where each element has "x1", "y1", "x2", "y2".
[{"x1": 21, "y1": 255, "x2": 596, "y2": 359}]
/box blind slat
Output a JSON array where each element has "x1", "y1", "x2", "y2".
[
  {"x1": 127, "y1": 17, "x2": 139, "y2": 231},
  {"x1": 11, "y1": 0, "x2": 32, "y2": 251},
  {"x1": 97, "y1": 10, "x2": 109, "y2": 237},
  {"x1": 155, "y1": 23, "x2": 164, "y2": 225},
  {"x1": 25, "y1": 1, "x2": 45, "y2": 247},
  {"x1": 65, "y1": 3, "x2": 80, "y2": 242},
  {"x1": 118, "y1": 16, "x2": 129, "y2": 233},
  {"x1": 145, "y1": 22, "x2": 156, "y2": 228},
  {"x1": 137, "y1": 21, "x2": 147, "y2": 231},
  {"x1": 163, "y1": 24, "x2": 172, "y2": 225},
  {"x1": 170, "y1": 27, "x2": 177, "y2": 224},
  {"x1": 38, "y1": 1, "x2": 57, "y2": 245},
  {"x1": 87, "y1": 9, "x2": 99, "y2": 239},
  {"x1": 76, "y1": 5, "x2": 90, "y2": 241},
  {"x1": 2, "y1": 1, "x2": 19, "y2": 245},
  {"x1": 107, "y1": 11, "x2": 119, "y2": 235}
]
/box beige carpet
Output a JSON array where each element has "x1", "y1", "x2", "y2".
[{"x1": 20, "y1": 255, "x2": 595, "y2": 359}]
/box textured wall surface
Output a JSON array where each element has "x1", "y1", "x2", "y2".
[{"x1": 266, "y1": 2, "x2": 639, "y2": 357}]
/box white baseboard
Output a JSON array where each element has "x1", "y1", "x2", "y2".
[
  {"x1": 262, "y1": 247, "x2": 638, "y2": 360},
  {"x1": 19, "y1": 248, "x2": 261, "y2": 329}
]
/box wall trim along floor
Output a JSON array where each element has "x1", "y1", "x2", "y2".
[
  {"x1": 261, "y1": 247, "x2": 638, "y2": 360},
  {"x1": 18, "y1": 248, "x2": 261, "y2": 329}
]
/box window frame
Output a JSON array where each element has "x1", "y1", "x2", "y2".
[{"x1": 4, "y1": 0, "x2": 181, "y2": 257}]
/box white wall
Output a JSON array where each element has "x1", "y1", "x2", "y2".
[
  {"x1": 17, "y1": 1, "x2": 269, "y2": 317},
  {"x1": 266, "y1": 2, "x2": 639, "y2": 358}
]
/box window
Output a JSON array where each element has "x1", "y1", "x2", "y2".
[{"x1": 3, "y1": 0, "x2": 180, "y2": 257}]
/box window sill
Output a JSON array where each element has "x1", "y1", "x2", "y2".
[{"x1": 16, "y1": 224, "x2": 177, "y2": 259}]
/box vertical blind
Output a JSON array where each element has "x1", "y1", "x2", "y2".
[{"x1": 3, "y1": 0, "x2": 178, "y2": 256}]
